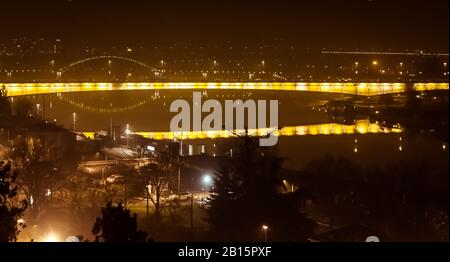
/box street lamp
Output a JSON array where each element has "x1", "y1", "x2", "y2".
[
  {"x1": 202, "y1": 174, "x2": 213, "y2": 191},
  {"x1": 202, "y1": 174, "x2": 213, "y2": 201},
  {"x1": 125, "y1": 123, "x2": 131, "y2": 146},
  {"x1": 72, "y1": 112, "x2": 77, "y2": 131},
  {"x1": 44, "y1": 231, "x2": 59, "y2": 242},
  {"x1": 262, "y1": 225, "x2": 269, "y2": 242},
  {"x1": 282, "y1": 180, "x2": 294, "y2": 193},
  {"x1": 202, "y1": 174, "x2": 213, "y2": 187}
]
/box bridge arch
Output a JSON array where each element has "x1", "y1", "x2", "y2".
[{"x1": 58, "y1": 55, "x2": 160, "y2": 73}]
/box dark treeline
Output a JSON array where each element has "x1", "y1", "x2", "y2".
[{"x1": 288, "y1": 155, "x2": 449, "y2": 241}]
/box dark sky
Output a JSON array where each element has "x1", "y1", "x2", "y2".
[{"x1": 1, "y1": 0, "x2": 449, "y2": 50}]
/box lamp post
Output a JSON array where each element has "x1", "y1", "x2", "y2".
[
  {"x1": 262, "y1": 225, "x2": 269, "y2": 242},
  {"x1": 202, "y1": 174, "x2": 213, "y2": 203},
  {"x1": 190, "y1": 192, "x2": 194, "y2": 230},
  {"x1": 125, "y1": 123, "x2": 131, "y2": 146},
  {"x1": 146, "y1": 184, "x2": 151, "y2": 215},
  {"x1": 178, "y1": 167, "x2": 181, "y2": 196},
  {"x1": 72, "y1": 112, "x2": 77, "y2": 131}
]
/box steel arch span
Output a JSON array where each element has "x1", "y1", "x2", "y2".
[{"x1": 58, "y1": 55, "x2": 160, "y2": 73}]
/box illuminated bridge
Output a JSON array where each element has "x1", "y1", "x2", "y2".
[{"x1": 2, "y1": 82, "x2": 448, "y2": 97}]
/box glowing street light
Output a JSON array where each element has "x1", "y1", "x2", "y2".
[
  {"x1": 262, "y1": 225, "x2": 269, "y2": 242},
  {"x1": 72, "y1": 112, "x2": 77, "y2": 131},
  {"x1": 202, "y1": 174, "x2": 213, "y2": 187},
  {"x1": 200, "y1": 174, "x2": 213, "y2": 203},
  {"x1": 372, "y1": 60, "x2": 379, "y2": 66},
  {"x1": 44, "y1": 232, "x2": 59, "y2": 242},
  {"x1": 282, "y1": 180, "x2": 294, "y2": 193},
  {"x1": 125, "y1": 123, "x2": 131, "y2": 146}
]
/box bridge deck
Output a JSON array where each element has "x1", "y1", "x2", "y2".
[{"x1": 2, "y1": 82, "x2": 448, "y2": 97}]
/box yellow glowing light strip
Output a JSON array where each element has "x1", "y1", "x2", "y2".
[
  {"x1": 81, "y1": 120, "x2": 402, "y2": 140},
  {"x1": 2, "y1": 82, "x2": 448, "y2": 97}
]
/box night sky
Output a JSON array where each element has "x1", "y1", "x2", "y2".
[{"x1": 1, "y1": 0, "x2": 449, "y2": 50}]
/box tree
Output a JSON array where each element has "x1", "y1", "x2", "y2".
[
  {"x1": 92, "y1": 201, "x2": 148, "y2": 242},
  {"x1": 140, "y1": 152, "x2": 178, "y2": 216},
  {"x1": 205, "y1": 165, "x2": 241, "y2": 236},
  {"x1": 0, "y1": 85, "x2": 11, "y2": 119},
  {"x1": 0, "y1": 160, "x2": 27, "y2": 242},
  {"x1": 297, "y1": 156, "x2": 449, "y2": 241},
  {"x1": 19, "y1": 159, "x2": 62, "y2": 219},
  {"x1": 206, "y1": 134, "x2": 316, "y2": 241},
  {"x1": 13, "y1": 98, "x2": 34, "y2": 119},
  {"x1": 297, "y1": 155, "x2": 364, "y2": 228},
  {"x1": 10, "y1": 139, "x2": 65, "y2": 219}
]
